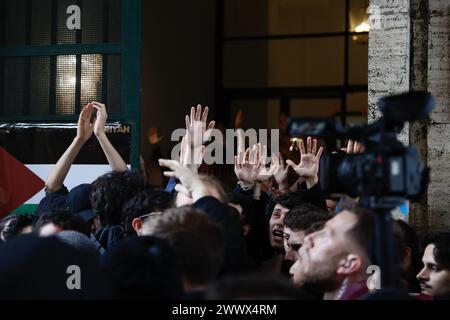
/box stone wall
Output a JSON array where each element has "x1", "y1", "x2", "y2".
[
  {"x1": 427, "y1": 0, "x2": 450, "y2": 232},
  {"x1": 369, "y1": 0, "x2": 450, "y2": 233}
]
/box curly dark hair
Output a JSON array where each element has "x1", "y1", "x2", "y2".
[
  {"x1": 424, "y1": 232, "x2": 450, "y2": 269},
  {"x1": 90, "y1": 170, "x2": 145, "y2": 226},
  {"x1": 283, "y1": 203, "x2": 330, "y2": 232}
]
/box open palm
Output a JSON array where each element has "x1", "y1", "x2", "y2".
[{"x1": 286, "y1": 136, "x2": 323, "y2": 181}]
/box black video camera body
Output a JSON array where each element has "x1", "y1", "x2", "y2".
[{"x1": 287, "y1": 91, "x2": 434, "y2": 199}]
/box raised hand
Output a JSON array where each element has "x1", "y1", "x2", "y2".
[
  {"x1": 76, "y1": 103, "x2": 94, "y2": 143},
  {"x1": 234, "y1": 145, "x2": 260, "y2": 186},
  {"x1": 179, "y1": 128, "x2": 205, "y2": 172},
  {"x1": 271, "y1": 152, "x2": 290, "y2": 192},
  {"x1": 255, "y1": 144, "x2": 277, "y2": 183},
  {"x1": 286, "y1": 136, "x2": 323, "y2": 189},
  {"x1": 185, "y1": 104, "x2": 215, "y2": 148},
  {"x1": 159, "y1": 158, "x2": 209, "y2": 202},
  {"x1": 92, "y1": 101, "x2": 108, "y2": 137}
]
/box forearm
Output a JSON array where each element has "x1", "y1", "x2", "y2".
[
  {"x1": 96, "y1": 133, "x2": 128, "y2": 172},
  {"x1": 46, "y1": 138, "x2": 84, "y2": 192}
]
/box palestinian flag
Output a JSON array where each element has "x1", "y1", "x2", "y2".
[{"x1": 0, "y1": 122, "x2": 131, "y2": 217}]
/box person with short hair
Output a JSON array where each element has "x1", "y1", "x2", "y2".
[
  {"x1": 290, "y1": 201, "x2": 375, "y2": 300},
  {"x1": 283, "y1": 203, "x2": 330, "y2": 267},
  {"x1": 120, "y1": 188, "x2": 173, "y2": 236},
  {"x1": 34, "y1": 210, "x2": 91, "y2": 237},
  {"x1": 417, "y1": 232, "x2": 450, "y2": 299},
  {"x1": 141, "y1": 206, "x2": 224, "y2": 298}
]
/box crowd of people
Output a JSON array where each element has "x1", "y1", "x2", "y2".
[{"x1": 0, "y1": 102, "x2": 449, "y2": 300}]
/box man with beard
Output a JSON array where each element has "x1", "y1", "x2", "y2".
[{"x1": 290, "y1": 201, "x2": 375, "y2": 300}]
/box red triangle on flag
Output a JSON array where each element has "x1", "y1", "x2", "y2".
[{"x1": 0, "y1": 146, "x2": 45, "y2": 218}]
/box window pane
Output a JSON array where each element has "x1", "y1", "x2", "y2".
[
  {"x1": 268, "y1": 0, "x2": 345, "y2": 35},
  {"x1": 30, "y1": 0, "x2": 52, "y2": 45},
  {"x1": 81, "y1": 54, "x2": 103, "y2": 107},
  {"x1": 346, "y1": 92, "x2": 367, "y2": 124},
  {"x1": 224, "y1": 37, "x2": 344, "y2": 87},
  {"x1": 56, "y1": 55, "x2": 77, "y2": 115},
  {"x1": 3, "y1": 0, "x2": 27, "y2": 45},
  {"x1": 290, "y1": 99, "x2": 341, "y2": 118},
  {"x1": 349, "y1": 0, "x2": 369, "y2": 32},
  {"x1": 230, "y1": 99, "x2": 280, "y2": 130},
  {"x1": 82, "y1": 0, "x2": 105, "y2": 43},
  {"x1": 225, "y1": 0, "x2": 345, "y2": 37},
  {"x1": 2, "y1": 57, "x2": 26, "y2": 115},
  {"x1": 57, "y1": 0, "x2": 77, "y2": 44},
  {"x1": 106, "y1": 55, "x2": 121, "y2": 114},
  {"x1": 29, "y1": 57, "x2": 51, "y2": 115},
  {"x1": 349, "y1": 37, "x2": 368, "y2": 84},
  {"x1": 224, "y1": 0, "x2": 268, "y2": 37}
]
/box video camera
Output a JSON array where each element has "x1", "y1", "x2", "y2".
[{"x1": 287, "y1": 91, "x2": 435, "y2": 199}]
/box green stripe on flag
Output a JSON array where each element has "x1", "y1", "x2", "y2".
[{"x1": 9, "y1": 204, "x2": 38, "y2": 216}]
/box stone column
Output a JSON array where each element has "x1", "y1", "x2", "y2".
[
  {"x1": 427, "y1": 0, "x2": 450, "y2": 232},
  {"x1": 409, "y1": 0, "x2": 429, "y2": 235},
  {"x1": 368, "y1": 0, "x2": 410, "y2": 222},
  {"x1": 368, "y1": 0, "x2": 410, "y2": 142},
  {"x1": 369, "y1": 0, "x2": 450, "y2": 233}
]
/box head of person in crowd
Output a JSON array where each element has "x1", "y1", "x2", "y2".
[
  {"x1": 34, "y1": 210, "x2": 91, "y2": 237},
  {"x1": 283, "y1": 204, "x2": 330, "y2": 267},
  {"x1": 56, "y1": 230, "x2": 100, "y2": 260},
  {"x1": 175, "y1": 174, "x2": 228, "y2": 207},
  {"x1": 0, "y1": 214, "x2": 35, "y2": 243},
  {"x1": 228, "y1": 192, "x2": 256, "y2": 238},
  {"x1": 266, "y1": 193, "x2": 307, "y2": 252},
  {"x1": 102, "y1": 235, "x2": 183, "y2": 299},
  {"x1": 121, "y1": 188, "x2": 173, "y2": 236},
  {"x1": 206, "y1": 273, "x2": 314, "y2": 300},
  {"x1": 90, "y1": 170, "x2": 145, "y2": 226},
  {"x1": 417, "y1": 232, "x2": 450, "y2": 299},
  {"x1": 0, "y1": 234, "x2": 110, "y2": 299},
  {"x1": 290, "y1": 200, "x2": 375, "y2": 300},
  {"x1": 392, "y1": 219, "x2": 422, "y2": 292},
  {"x1": 141, "y1": 206, "x2": 224, "y2": 294}
]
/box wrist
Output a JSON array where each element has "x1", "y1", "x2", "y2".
[
  {"x1": 278, "y1": 179, "x2": 289, "y2": 191},
  {"x1": 238, "y1": 180, "x2": 254, "y2": 190},
  {"x1": 253, "y1": 182, "x2": 261, "y2": 200},
  {"x1": 305, "y1": 176, "x2": 319, "y2": 189},
  {"x1": 95, "y1": 131, "x2": 107, "y2": 139}
]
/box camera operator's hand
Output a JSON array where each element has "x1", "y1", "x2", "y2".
[
  {"x1": 341, "y1": 139, "x2": 365, "y2": 154},
  {"x1": 286, "y1": 136, "x2": 323, "y2": 189}
]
